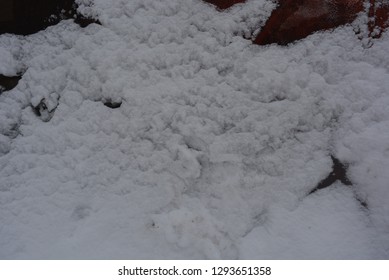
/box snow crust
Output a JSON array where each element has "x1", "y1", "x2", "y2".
[{"x1": 0, "y1": 0, "x2": 388, "y2": 259}]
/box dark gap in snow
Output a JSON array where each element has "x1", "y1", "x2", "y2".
[
  {"x1": 308, "y1": 156, "x2": 369, "y2": 209},
  {"x1": 185, "y1": 143, "x2": 202, "y2": 152},
  {"x1": 269, "y1": 96, "x2": 286, "y2": 103},
  {"x1": 309, "y1": 156, "x2": 352, "y2": 195},
  {"x1": 74, "y1": 16, "x2": 101, "y2": 28},
  {"x1": 356, "y1": 196, "x2": 368, "y2": 209},
  {"x1": 202, "y1": 0, "x2": 246, "y2": 10},
  {"x1": 183, "y1": 136, "x2": 204, "y2": 152},
  {"x1": 31, "y1": 98, "x2": 58, "y2": 122},
  {"x1": 3, "y1": 122, "x2": 20, "y2": 139},
  {"x1": 31, "y1": 98, "x2": 48, "y2": 117},
  {"x1": 103, "y1": 100, "x2": 122, "y2": 109},
  {"x1": 0, "y1": 0, "x2": 100, "y2": 36},
  {"x1": 0, "y1": 74, "x2": 22, "y2": 94}
]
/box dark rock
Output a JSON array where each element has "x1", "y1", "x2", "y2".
[{"x1": 203, "y1": 0, "x2": 246, "y2": 10}]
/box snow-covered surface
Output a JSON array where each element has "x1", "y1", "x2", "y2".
[{"x1": 0, "y1": 0, "x2": 388, "y2": 259}]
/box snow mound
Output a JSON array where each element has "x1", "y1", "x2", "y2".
[{"x1": 0, "y1": 0, "x2": 388, "y2": 259}]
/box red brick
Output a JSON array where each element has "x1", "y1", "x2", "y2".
[{"x1": 254, "y1": 0, "x2": 364, "y2": 45}]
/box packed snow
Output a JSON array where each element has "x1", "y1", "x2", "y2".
[{"x1": 0, "y1": 0, "x2": 388, "y2": 259}]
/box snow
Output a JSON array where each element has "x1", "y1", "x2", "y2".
[
  {"x1": 239, "y1": 183, "x2": 378, "y2": 259},
  {"x1": 0, "y1": 0, "x2": 389, "y2": 259}
]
